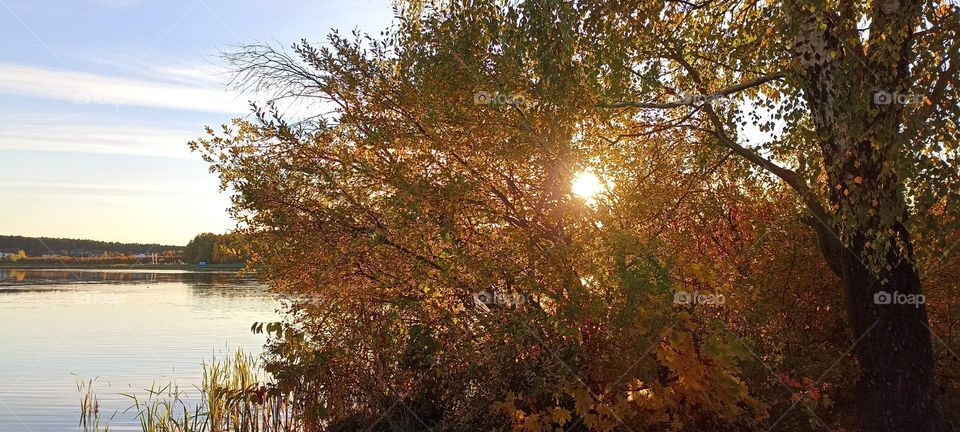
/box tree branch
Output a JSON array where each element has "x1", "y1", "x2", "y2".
[{"x1": 598, "y1": 72, "x2": 785, "y2": 109}]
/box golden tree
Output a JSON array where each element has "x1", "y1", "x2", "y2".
[{"x1": 194, "y1": 1, "x2": 960, "y2": 430}]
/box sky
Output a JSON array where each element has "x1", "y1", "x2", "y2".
[{"x1": 0, "y1": 0, "x2": 394, "y2": 246}]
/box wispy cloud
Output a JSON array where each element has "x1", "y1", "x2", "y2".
[
  {"x1": 0, "y1": 63, "x2": 247, "y2": 113},
  {"x1": 148, "y1": 62, "x2": 228, "y2": 86},
  {"x1": 0, "y1": 180, "x2": 201, "y2": 193},
  {"x1": 0, "y1": 120, "x2": 201, "y2": 158}
]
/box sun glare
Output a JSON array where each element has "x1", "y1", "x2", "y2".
[{"x1": 572, "y1": 170, "x2": 604, "y2": 200}]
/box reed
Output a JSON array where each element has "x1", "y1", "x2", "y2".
[
  {"x1": 76, "y1": 377, "x2": 113, "y2": 431},
  {"x1": 78, "y1": 350, "x2": 304, "y2": 432}
]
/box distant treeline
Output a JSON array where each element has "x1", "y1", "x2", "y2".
[
  {"x1": 183, "y1": 232, "x2": 245, "y2": 264},
  {"x1": 0, "y1": 235, "x2": 183, "y2": 257}
]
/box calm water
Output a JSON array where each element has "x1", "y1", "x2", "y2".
[{"x1": 0, "y1": 268, "x2": 280, "y2": 431}]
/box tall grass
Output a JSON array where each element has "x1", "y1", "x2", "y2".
[
  {"x1": 77, "y1": 377, "x2": 113, "y2": 431},
  {"x1": 79, "y1": 350, "x2": 304, "y2": 432}
]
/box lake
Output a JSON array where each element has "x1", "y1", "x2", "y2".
[{"x1": 0, "y1": 268, "x2": 280, "y2": 431}]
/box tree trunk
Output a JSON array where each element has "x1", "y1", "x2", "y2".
[
  {"x1": 836, "y1": 237, "x2": 947, "y2": 432},
  {"x1": 792, "y1": 7, "x2": 951, "y2": 431}
]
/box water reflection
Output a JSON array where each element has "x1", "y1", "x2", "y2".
[
  {"x1": 0, "y1": 268, "x2": 279, "y2": 432},
  {"x1": 0, "y1": 268, "x2": 260, "y2": 287}
]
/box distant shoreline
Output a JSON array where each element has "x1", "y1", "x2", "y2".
[{"x1": 0, "y1": 262, "x2": 246, "y2": 271}]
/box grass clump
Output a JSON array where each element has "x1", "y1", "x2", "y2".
[{"x1": 79, "y1": 350, "x2": 306, "y2": 432}]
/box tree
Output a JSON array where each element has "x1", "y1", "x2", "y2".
[
  {"x1": 579, "y1": 2, "x2": 959, "y2": 430},
  {"x1": 185, "y1": 232, "x2": 245, "y2": 264},
  {"x1": 184, "y1": 233, "x2": 217, "y2": 264},
  {"x1": 194, "y1": 1, "x2": 959, "y2": 430},
  {"x1": 9, "y1": 250, "x2": 26, "y2": 262}
]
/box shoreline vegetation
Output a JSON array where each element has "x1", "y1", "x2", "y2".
[
  {"x1": 0, "y1": 233, "x2": 248, "y2": 270},
  {"x1": 77, "y1": 350, "x2": 307, "y2": 432},
  {"x1": 0, "y1": 234, "x2": 182, "y2": 258}
]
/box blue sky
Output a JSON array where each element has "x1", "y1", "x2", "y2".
[{"x1": 0, "y1": 0, "x2": 394, "y2": 245}]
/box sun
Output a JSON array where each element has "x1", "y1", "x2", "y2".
[{"x1": 572, "y1": 169, "x2": 604, "y2": 200}]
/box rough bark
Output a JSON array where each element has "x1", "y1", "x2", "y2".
[{"x1": 838, "y1": 231, "x2": 946, "y2": 432}]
